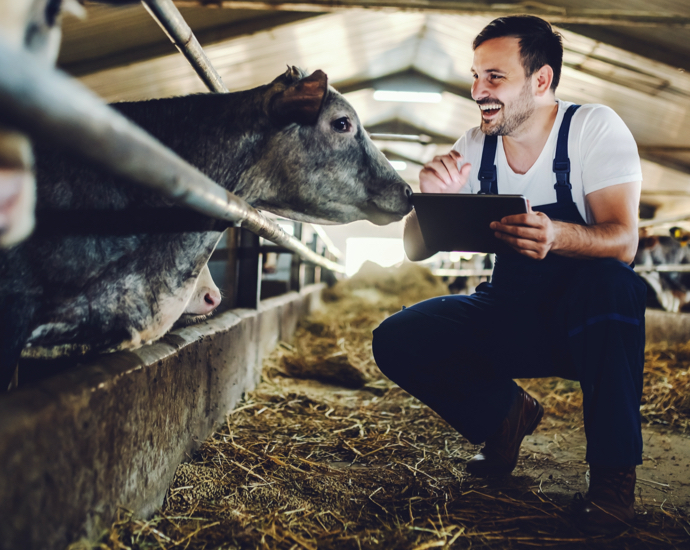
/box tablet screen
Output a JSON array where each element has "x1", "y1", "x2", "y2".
[{"x1": 411, "y1": 193, "x2": 528, "y2": 254}]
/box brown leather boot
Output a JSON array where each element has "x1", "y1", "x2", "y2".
[
  {"x1": 575, "y1": 465, "x2": 636, "y2": 533},
  {"x1": 465, "y1": 387, "x2": 544, "y2": 476}
]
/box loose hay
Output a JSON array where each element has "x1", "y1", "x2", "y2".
[{"x1": 80, "y1": 263, "x2": 690, "y2": 549}]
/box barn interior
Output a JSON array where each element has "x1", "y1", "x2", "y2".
[
  {"x1": 2, "y1": 1, "x2": 690, "y2": 548},
  {"x1": 59, "y1": 0, "x2": 690, "y2": 262}
]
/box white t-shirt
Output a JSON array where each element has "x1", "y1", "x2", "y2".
[{"x1": 453, "y1": 100, "x2": 642, "y2": 225}]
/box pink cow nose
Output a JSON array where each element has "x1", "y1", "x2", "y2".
[
  {"x1": 199, "y1": 287, "x2": 221, "y2": 314},
  {"x1": 204, "y1": 289, "x2": 220, "y2": 309}
]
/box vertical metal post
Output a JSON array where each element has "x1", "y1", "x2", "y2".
[
  {"x1": 304, "y1": 233, "x2": 318, "y2": 285},
  {"x1": 236, "y1": 229, "x2": 261, "y2": 309},
  {"x1": 223, "y1": 227, "x2": 239, "y2": 309},
  {"x1": 314, "y1": 242, "x2": 324, "y2": 284},
  {"x1": 289, "y1": 222, "x2": 303, "y2": 292}
]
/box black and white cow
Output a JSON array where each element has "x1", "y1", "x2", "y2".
[
  {"x1": 0, "y1": 67, "x2": 412, "y2": 387},
  {"x1": 635, "y1": 228, "x2": 690, "y2": 312}
]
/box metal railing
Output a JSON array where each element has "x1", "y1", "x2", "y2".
[{"x1": 0, "y1": 17, "x2": 344, "y2": 285}]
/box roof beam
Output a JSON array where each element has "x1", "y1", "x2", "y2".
[
  {"x1": 335, "y1": 68, "x2": 473, "y2": 100},
  {"x1": 173, "y1": 1, "x2": 690, "y2": 27}
]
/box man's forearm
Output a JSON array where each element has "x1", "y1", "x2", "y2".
[
  {"x1": 552, "y1": 221, "x2": 638, "y2": 264},
  {"x1": 403, "y1": 211, "x2": 437, "y2": 261}
]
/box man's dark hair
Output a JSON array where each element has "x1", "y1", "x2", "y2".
[{"x1": 473, "y1": 16, "x2": 563, "y2": 91}]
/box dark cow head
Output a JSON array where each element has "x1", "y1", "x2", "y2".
[
  {"x1": 0, "y1": 0, "x2": 84, "y2": 247},
  {"x1": 237, "y1": 67, "x2": 413, "y2": 226}
]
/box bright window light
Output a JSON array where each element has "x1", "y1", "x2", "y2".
[
  {"x1": 373, "y1": 90, "x2": 442, "y2": 103},
  {"x1": 389, "y1": 160, "x2": 407, "y2": 171},
  {"x1": 346, "y1": 238, "x2": 405, "y2": 277}
]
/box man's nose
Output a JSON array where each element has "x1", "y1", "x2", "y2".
[{"x1": 471, "y1": 78, "x2": 484, "y2": 101}]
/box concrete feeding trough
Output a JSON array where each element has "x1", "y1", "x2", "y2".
[{"x1": 0, "y1": 285, "x2": 323, "y2": 550}]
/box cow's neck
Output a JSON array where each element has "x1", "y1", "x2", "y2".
[{"x1": 114, "y1": 90, "x2": 271, "y2": 195}]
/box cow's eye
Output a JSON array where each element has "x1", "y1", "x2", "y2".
[{"x1": 331, "y1": 117, "x2": 351, "y2": 133}]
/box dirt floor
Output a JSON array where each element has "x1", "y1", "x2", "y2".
[{"x1": 74, "y1": 263, "x2": 690, "y2": 550}]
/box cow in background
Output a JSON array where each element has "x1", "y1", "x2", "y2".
[
  {"x1": 635, "y1": 227, "x2": 690, "y2": 312},
  {"x1": 0, "y1": 67, "x2": 412, "y2": 388}
]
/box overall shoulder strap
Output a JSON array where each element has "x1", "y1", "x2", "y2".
[
  {"x1": 553, "y1": 104, "x2": 581, "y2": 204},
  {"x1": 478, "y1": 134, "x2": 498, "y2": 195}
]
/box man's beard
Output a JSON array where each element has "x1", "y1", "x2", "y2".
[{"x1": 480, "y1": 79, "x2": 535, "y2": 136}]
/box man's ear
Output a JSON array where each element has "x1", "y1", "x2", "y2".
[
  {"x1": 534, "y1": 64, "x2": 554, "y2": 96},
  {"x1": 269, "y1": 69, "x2": 328, "y2": 126}
]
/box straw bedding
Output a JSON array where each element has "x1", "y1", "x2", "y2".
[{"x1": 74, "y1": 263, "x2": 690, "y2": 549}]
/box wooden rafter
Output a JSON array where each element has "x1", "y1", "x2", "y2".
[{"x1": 171, "y1": 1, "x2": 690, "y2": 27}]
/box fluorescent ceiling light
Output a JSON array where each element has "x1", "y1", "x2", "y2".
[
  {"x1": 373, "y1": 90, "x2": 442, "y2": 103},
  {"x1": 389, "y1": 160, "x2": 407, "y2": 171}
]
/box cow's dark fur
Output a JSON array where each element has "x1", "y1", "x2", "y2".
[{"x1": 0, "y1": 68, "x2": 412, "y2": 386}]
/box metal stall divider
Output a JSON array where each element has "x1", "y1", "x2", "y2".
[{"x1": 290, "y1": 222, "x2": 304, "y2": 292}]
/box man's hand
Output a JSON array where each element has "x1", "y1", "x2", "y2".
[
  {"x1": 419, "y1": 150, "x2": 472, "y2": 194},
  {"x1": 490, "y1": 201, "x2": 556, "y2": 260}
]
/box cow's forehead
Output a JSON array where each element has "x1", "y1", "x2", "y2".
[{"x1": 324, "y1": 90, "x2": 358, "y2": 115}]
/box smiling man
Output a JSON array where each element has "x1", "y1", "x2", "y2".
[{"x1": 372, "y1": 16, "x2": 645, "y2": 533}]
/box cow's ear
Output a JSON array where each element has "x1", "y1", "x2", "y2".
[{"x1": 269, "y1": 70, "x2": 328, "y2": 126}]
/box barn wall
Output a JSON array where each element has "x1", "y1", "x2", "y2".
[{"x1": 0, "y1": 284, "x2": 323, "y2": 550}]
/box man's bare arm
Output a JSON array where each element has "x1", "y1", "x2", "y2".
[
  {"x1": 491, "y1": 181, "x2": 641, "y2": 263},
  {"x1": 552, "y1": 181, "x2": 640, "y2": 263}
]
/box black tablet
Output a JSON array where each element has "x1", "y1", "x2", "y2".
[{"x1": 410, "y1": 193, "x2": 528, "y2": 254}]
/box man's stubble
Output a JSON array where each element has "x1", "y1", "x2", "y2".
[{"x1": 481, "y1": 78, "x2": 536, "y2": 137}]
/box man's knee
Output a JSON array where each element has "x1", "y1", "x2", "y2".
[{"x1": 372, "y1": 309, "x2": 418, "y2": 381}]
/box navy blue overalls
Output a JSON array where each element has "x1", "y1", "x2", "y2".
[{"x1": 373, "y1": 105, "x2": 647, "y2": 467}]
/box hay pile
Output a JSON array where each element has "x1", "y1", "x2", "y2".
[
  {"x1": 82, "y1": 382, "x2": 689, "y2": 549},
  {"x1": 267, "y1": 261, "x2": 448, "y2": 387},
  {"x1": 75, "y1": 263, "x2": 690, "y2": 549}
]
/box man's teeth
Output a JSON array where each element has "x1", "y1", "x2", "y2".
[{"x1": 480, "y1": 104, "x2": 501, "y2": 111}]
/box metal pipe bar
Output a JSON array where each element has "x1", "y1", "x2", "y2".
[
  {"x1": 142, "y1": 0, "x2": 228, "y2": 93},
  {"x1": 635, "y1": 264, "x2": 690, "y2": 273},
  {"x1": 639, "y1": 214, "x2": 690, "y2": 228},
  {"x1": 369, "y1": 133, "x2": 432, "y2": 144},
  {"x1": 0, "y1": 38, "x2": 345, "y2": 274}
]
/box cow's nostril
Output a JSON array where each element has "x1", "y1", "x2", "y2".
[
  {"x1": 405, "y1": 186, "x2": 413, "y2": 198},
  {"x1": 204, "y1": 293, "x2": 215, "y2": 305}
]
